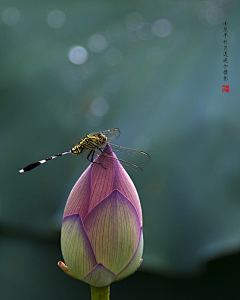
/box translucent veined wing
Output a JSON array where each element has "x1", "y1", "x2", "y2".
[
  {"x1": 108, "y1": 143, "x2": 151, "y2": 164},
  {"x1": 97, "y1": 143, "x2": 151, "y2": 172},
  {"x1": 107, "y1": 154, "x2": 145, "y2": 172},
  {"x1": 102, "y1": 128, "x2": 121, "y2": 143},
  {"x1": 90, "y1": 128, "x2": 121, "y2": 143},
  {"x1": 93, "y1": 149, "x2": 145, "y2": 172}
]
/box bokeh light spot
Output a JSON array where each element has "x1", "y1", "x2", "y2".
[
  {"x1": 3, "y1": 7, "x2": 20, "y2": 26},
  {"x1": 90, "y1": 98, "x2": 109, "y2": 117},
  {"x1": 88, "y1": 34, "x2": 108, "y2": 52},
  {"x1": 152, "y1": 19, "x2": 172, "y2": 37},
  {"x1": 68, "y1": 46, "x2": 88, "y2": 65},
  {"x1": 47, "y1": 10, "x2": 66, "y2": 29}
]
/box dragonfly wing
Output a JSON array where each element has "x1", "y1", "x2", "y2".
[
  {"x1": 115, "y1": 158, "x2": 143, "y2": 172},
  {"x1": 109, "y1": 143, "x2": 151, "y2": 164},
  {"x1": 98, "y1": 151, "x2": 143, "y2": 172},
  {"x1": 89, "y1": 128, "x2": 120, "y2": 144},
  {"x1": 102, "y1": 128, "x2": 121, "y2": 143}
]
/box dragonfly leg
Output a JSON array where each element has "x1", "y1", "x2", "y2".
[
  {"x1": 97, "y1": 146, "x2": 112, "y2": 156},
  {"x1": 87, "y1": 149, "x2": 107, "y2": 170}
]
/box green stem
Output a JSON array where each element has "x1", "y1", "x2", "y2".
[{"x1": 90, "y1": 285, "x2": 110, "y2": 300}]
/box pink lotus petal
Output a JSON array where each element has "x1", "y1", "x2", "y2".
[
  {"x1": 91, "y1": 144, "x2": 142, "y2": 224},
  {"x1": 63, "y1": 144, "x2": 142, "y2": 225},
  {"x1": 63, "y1": 167, "x2": 92, "y2": 220},
  {"x1": 87, "y1": 144, "x2": 118, "y2": 212},
  {"x1": 113, "y1": 163, "x2": 143, "y2": 226},
  {"x1": 117, "y1": 229, "x2": 143, "y2": 280},
  {"x1": 61, "y1": 214, "x2": 97, "y2": 280},
  {"x1": 82, "y1": 263, "x2": 117, "y2": 287},
  {"x1": 94, "y1": 144, "x2": 142, "y2": 224},
  {"x1": 83, "y1": 190, "x2": 141, "y2": 274}
]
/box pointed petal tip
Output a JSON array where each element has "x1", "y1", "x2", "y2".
[
  {"x1": 102, "y1": 143, "x2": 113, "y2": 154},
  {"x1": 83, "y1": 263, "x2": 117, "y2": 287},
  {"x1": 57, "y1": 261, "x2": 79, "y2": 279}
]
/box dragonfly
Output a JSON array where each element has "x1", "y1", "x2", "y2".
[{"x1": 19, "y1": 128, "x2": 150, "y2": 173}]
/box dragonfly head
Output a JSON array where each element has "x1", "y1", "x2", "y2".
[{"x1": 97, "y1": 133, "x2": 107, "y2": 145}]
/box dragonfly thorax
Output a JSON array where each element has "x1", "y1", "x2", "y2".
[{"x1": 71, "y1": 133, "x2": 107, "y2": 155}]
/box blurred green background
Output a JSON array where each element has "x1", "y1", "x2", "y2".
[{"x1": 1, "y1": 0, "x2": 240, "y2": 299}]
